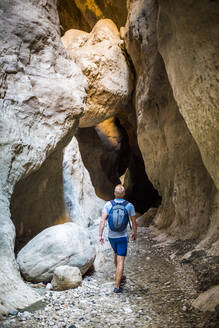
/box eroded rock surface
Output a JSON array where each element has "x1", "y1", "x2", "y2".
[
  {"x1": 125, "y1": 0, "x2": 217, "y2": 244},
  {"x1": 62, "y1": 19, "x2": 133, "y2": 128},
  {"x1": 0, "y1": 0, "x2": 87, "y2": 313},
  {"x1": 63, "y1": 137, "x2": 104, "y2": 226},
  {"x1": 157, "y1": 0, "x2": 219, "y2": 251},
  {"x1": 76, "y1": 118, "x2": 131, "y2": 201},
  {"x1": 192, "y1": 285, "x2": 219, "y2": 312},
  {"x1": 158, "y1": 0, "x2": 219, "y2": 190},
  {"x1": 17, "y1": 223, "x2": 96, "y2": 282},
  {"x1": 137, "y1": 208, "x2": 157, "y2": 227}
]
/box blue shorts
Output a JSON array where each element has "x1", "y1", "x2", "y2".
[{"x1": 109, "y1": 237, "x2": 128, "y2": 256}]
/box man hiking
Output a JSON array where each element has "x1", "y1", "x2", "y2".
[{"x1": 99, "y1": 184, "x2": 137, "y2": 293}]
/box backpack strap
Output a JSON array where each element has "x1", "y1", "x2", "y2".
[
  {"x1": 110, "y1": 200, "x2": 116, "y2": 207},
  {"x1": 122, "y1": 200, "x2": 132, "y2": 230},
  {"x1": 122, "y1": 200, "x2": 128, "y2": 207}
]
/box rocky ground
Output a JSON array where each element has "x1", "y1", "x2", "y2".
[{"x1": 1, "y1": 226, "x2": 218, "y2": 328}]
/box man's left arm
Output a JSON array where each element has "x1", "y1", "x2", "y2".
[
  {"x1": 129, "y1": 203, "x2": 137, "y2": 240},
  {"x1": 131, "y1": 215, "x2": 137, "y2": 240}
]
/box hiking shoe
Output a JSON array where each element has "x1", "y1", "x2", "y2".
[{"x1": 113, "y1": 287, "x2": 123, "y2": 293}]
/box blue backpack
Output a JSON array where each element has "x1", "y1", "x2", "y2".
[{"x1": 108, "y1": 200, "x2": 131, "y2": 232}]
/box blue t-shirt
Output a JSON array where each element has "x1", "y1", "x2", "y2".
[{"x1": 102, "y1": 198, "x2": 135, "y2": 239}]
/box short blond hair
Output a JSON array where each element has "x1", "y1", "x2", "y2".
[{"x1": 114, "y1": 184, "x2": 125, "y2": 197}]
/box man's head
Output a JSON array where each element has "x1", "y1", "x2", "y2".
[{"x1": 114, "y1": 184, "x2": 125, "y2": 198}]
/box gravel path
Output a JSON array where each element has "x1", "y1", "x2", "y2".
[{"x1": 1, "y1": 226, "x2": 218, "y2": 328}]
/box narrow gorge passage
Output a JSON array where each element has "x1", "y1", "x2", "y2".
[
  {"x1": 2, "y1": 225, "x2": 217, "y2": 328},
  {"x1": 0, "y1": 0, "x2": 218, "y2": 323}
]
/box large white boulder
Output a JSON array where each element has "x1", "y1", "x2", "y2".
[
  {"x1": 17, "y1": 223, "x2": 96, "y2": 282},
  {"x1": 51, "y1": 265, "x2": 82, "y2": 291}
]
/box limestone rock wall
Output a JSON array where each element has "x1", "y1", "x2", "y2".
[
  {"x1": 157, "y1": 0, "x2": 219, "y2": 252},
  {"x1": 63, "y1": 137, "x2": 104, "y2": 226},
  {"x1": 158, "y1": 0, "x2": 219, "y2": 190},
  {"x1": 124, "y1": 0, "x2": 218, "y2": 248},
  {"x1": 0, "y1": 0, "x2": 87, "y2": 314}
]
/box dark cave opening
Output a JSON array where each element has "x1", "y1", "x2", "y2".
[{"x1": 76, "y1": 117, "x2": 161, "y2": 214}]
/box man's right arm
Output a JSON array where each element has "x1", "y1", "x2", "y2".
[{"x1": 99, "y1": 212, "x2": 108, "y2": 245}]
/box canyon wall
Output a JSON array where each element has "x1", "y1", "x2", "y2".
[
  {"x1": 0, "y1": 0, "x2": 88, "y2": 314},
  {"x1": 157, "y1": 0, "x2": 219, "y2": 252},
  {"x1": 0, "y1": 0, "x2": 132, "y2": 314},
  {"x1": 124, "y1": 0, "x2": 219, "y2": 253}
]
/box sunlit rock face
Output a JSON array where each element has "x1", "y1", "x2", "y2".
[
  {"x1": 58, "y1": 0, "x2": 127, "y2": 33},
  {"x1": 0, "y1": 0, "x2": 87, "y2": 314},
  {"x1": 63, "y1": 137, "x2": 104, "y2": 226},
  {"x1": 62, "y1": 19, "x2": 133, "y2": 128},
  {"x1": 124, "y1": 0, "x2": 217, "y2": 244}
]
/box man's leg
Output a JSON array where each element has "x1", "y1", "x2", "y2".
[
  {"x1": 114, "y1": 253, "x2": 117, "y2": 268},
  {"x1": 115, "y1": 255, "x2": 125, "y2": 289},
  {"x1": 109, "y1": 237, "x2": 127, "y2": 291}
]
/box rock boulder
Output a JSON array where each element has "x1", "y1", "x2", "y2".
[
  {"x1": 62, "y1": 19, "x2": 133, "y2": 128},
  {"x1": 51, "y1": 265, "x2": 82, "y2": 291},
  {"x1": 192, "y1": 285, "x2": 219, "y2": 312},
  {"x1": 17, "y1": 223, "x2": 96, "y2": 282},
  {"x1": 137, "y1": 208, "x2": 157, "y2": 227}
]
